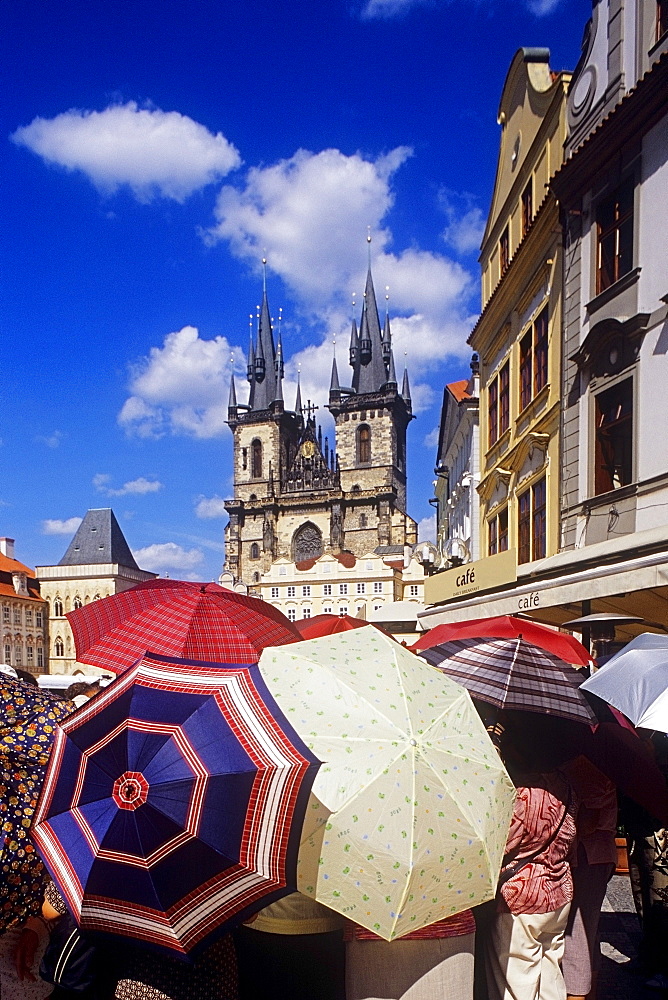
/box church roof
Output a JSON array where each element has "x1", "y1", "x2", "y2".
[
  {"x1": 58, "y1": 509, "x2": 140, "y2": 569},
  {"x1": 352, "y1": 269, "x2": 388, "y2": 394}
]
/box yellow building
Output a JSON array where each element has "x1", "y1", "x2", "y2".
[
  {"x1": 0, "y1": 538, "x2": 48, "y2": 675},
  {"x1": 424, "y1": 48, "x2": 571, "y2": 619}
]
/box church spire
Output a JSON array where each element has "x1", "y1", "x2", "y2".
[
  {"x1": 402, "y1": 366, "x2": 412, "y2": 410},
  {"x1": 295, "y1": 372, "x2": 302, "y2": 415},
  {"x1": 351, "y1": 265, "x2": 389, "y2": 394}
]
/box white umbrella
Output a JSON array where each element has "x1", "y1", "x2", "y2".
[{"x1": 581, "y1": 633, "x2": 668, "y2": 731}]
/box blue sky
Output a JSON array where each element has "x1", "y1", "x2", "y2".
[{"x1": 2, "y1": 0, "x2": 590, "y2": 580}]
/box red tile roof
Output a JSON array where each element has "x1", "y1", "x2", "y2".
[
  {"x1": 336, "y1": 552, "x2": 356, "y2": 569},
  {"x1": 295, "y1": 559, "x2": 317, "y2": 571},
  {"x1": 447, "y1": 379, "x2": 471, "y2": 403}
]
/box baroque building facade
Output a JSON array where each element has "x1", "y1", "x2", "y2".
[
  {"x1": 36, "y1": 508, "x2": 155, "y2": 674},
  {"x1": 224, "y1": 265, "x2": 424, "y2": 624},
  {"x1": 0, "y1": 537, "x2": 48, "y2": 675}
]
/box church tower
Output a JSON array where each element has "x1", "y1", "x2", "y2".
[{"x1": 224, "y1": 260, "x2": 418, "y2": 591}]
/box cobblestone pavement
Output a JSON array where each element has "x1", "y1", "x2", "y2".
[{"x1": 598, "y1": 875, "x2": 665, "y2": 999}]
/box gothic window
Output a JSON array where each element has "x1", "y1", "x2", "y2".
[
  {"x1": 54, "y1": 598, "x2": 63, "y2": 617},
  {"x1": 252, "y1": 572, "x2": 260, "y2": 583},
  {"x1": 250, "y1": 543, "x2": 260, "y2": 560},
  {"x1": 251, "y1": 439, "x2": 263, "y2": 479},
  {"x1": 292, "y1": 523, "x2": 323, "y2": 563},
  {"x1": 54, "y1": 637, "x2": 64, "y2": 657},
  {"x1": 74, "y1": 596, "x2": 83, "y2": 610},
  {"x1": 357, "y1": 425, "x2": 371, "y2": 465}
]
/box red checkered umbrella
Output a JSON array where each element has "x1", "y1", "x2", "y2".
[
  {"x1": 294, "y1": 613, "x2": 392, "y2": 640},
  {"x1": 67, "y1": 580, "x2": 300, "y2": 675}
]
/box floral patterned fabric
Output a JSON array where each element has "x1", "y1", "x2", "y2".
[{"x1": 0, "y1": 679, "x2": 73, "y2": 930}]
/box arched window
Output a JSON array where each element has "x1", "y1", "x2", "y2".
[
  {"x1": 54, "y1": 598, "x2": 63, "y2": 617},
  {"x1": 54, "y1": 637, "x2": 64, "y2": 657},
  {"x1": 252, "y1": 572, "x2": 260, "y2": 583},
  {"x1": 250, "y1": 543, "x2": 260, "y2": 560},
  {"x1": 252, "y1": 439, "x2": 263, "y2": 478},
  {"x1": 74, "y1": 596, "x2": 83, "y2": 610},
  {"x1": 292, "y1": 522, "x2": 323, "y2": 563},
  {"x1": 357, "y1": 425, "x2": 371, "y2": 465}
]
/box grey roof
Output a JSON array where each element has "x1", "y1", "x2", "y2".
[
  {"x1": 374, "y1": 544, "x2": 405, "y2": 555},
  {"x1": 330, "y1": 356, "x2": 340, "y2": 392},
  {"x1": 59, "y1": 509, "x2": 140, "y2": 569},
  {"x1": 385, "y1": 349, "x2": 397, "y2": 388},
  {"x1": 295, "y1": 376, "x2": 302, "y2": 414},
  {"x1": 251, "y1": 290, "x2": 278, "y2": 411},
  {"x1": 228, "y1": 373, "x2": 237, "y2": 409},
  {"x1": 401, "y1": 367, "x2": 411, "y2": 405}
]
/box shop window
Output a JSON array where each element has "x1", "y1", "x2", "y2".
[
  {"x1": 499, "y1": 226, "x2": 510, "y2": 275},
  {"x1": 521, "y1": 180, "x2": 533, "y2": 237},
  {"x1": 488, "y1": 379, "x2": 498, "y2": 447},
  {"x1": 357, "y1": 425, "x2": 371, "y2": 465},
  {"x1": 594, "y1": 379, "x2": 633, "y2": 494},
  {"x1": 499, "y1": 363, "x2": 510, "y2": 435},
  {"x1": 251, "y1": 439, "x2": 263, "y2": 479},
  {"x1": 596, "y1": 179, "x2": 634, "y2": 294}
]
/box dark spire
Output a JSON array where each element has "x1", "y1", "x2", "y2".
[
  {"x1": 349, "y1": 318, "x2": 359, "y2": 368},
  {"x1": 384, "y1": 348, "x2": 398, "y2": 390},
  {"x1": 351, "y1": 268, "x2": 388, "y2": 394},
  {"x1": 295, "y1": 375, "x2": 302, "y2": 415},
  {"x1": 250, "y1": 287, "x2": 277, "y2": 410},
  {"x1": 227, "y1": 372, "x2": 238, "y2": 418},
  {"x1": 382, "y1": 311, "x2": 392, "y2": 364},
  {"x1": 330, "y1": 356, "x2": 340, "y2": 392},
  {"x1": 402, "y1": 366, "x2": 412, "y2": 409}
]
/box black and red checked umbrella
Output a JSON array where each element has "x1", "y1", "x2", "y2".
[
  {"x1": 67, "y1": 579, "x2": 300, "y2": 675},
  {"x1": 419, "y1": 635, "x2": 597, "y2": 726},
  {"x1": 32, "y1": 651, "x2": 320, "y2": 958}
]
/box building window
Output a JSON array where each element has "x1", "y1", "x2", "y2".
[
  {"x1": 360, "y1": 514, "x2": 367, "y2": 528},
  {"x1": 302, "y1": 608, "x2": 311, "y2": 619},
  {"x1": 251, "y1": 438, "x2": 263, "y2": 479},
  {"x1": 3, "y1": 644, "x2": 10, "y2": 665},
  {"x1": 323, "y1": 584, "x2": 332, "y2": 596},
  {"x1": 532, "y1": 478, "x2": 547, "y2": 561},
  {"x1": 499, "y1": 362, "x2": 510, "y2": 435},
  {"x1": 519, "y1": 329, "x2": 532, "y2": 411},
  {"x1": 292, "y1": 522, "x2": 323, "y2": 563},
  {"x1": 488, "y1": 378, "x2": 498, "y2": 447},
  {"x1": 323, "y1": 607, "x2": 332, "y2": 615},
  {"x1": 499, "y1": 226, "x2": 510, "y2": 275},
  {"x1": 409, "y1": 585, "x2": 419, "y2": 597},
  {"x1": 15, "y1": 646, "x2": 22, "y2": 666},
  {"x1": 659, "y1": 0, "x2": 668, "y2": 39},
  {"x1": 73, "y1": 596, "x2": 83, "y2": 610},
  {"x1": 521, "y1": 180, "x2": 533, "y2": 237},
  {"x1": 250, "y1": 543, "x2": 260, "y2": 560},
  {"x1": 2, "y1": 606, "x2": 9, "y2": 626},
  {"x1": 36, "y1": 610, "x2": 43, "y2": 628},
  {"x1": 339, "y1": 607, "x2": 349, "y2": 617},
  {"x1": 37, "y1": 645, "x2": 44, "y2": 668},
  {"x1": 287, "y1": 586, "x2": 296, "y2": 598},
  {"x1": 54, "y1": 637, "x2": 64, "y2": 657},
  {"x1": 279, "y1": 566, "x2": 287, "y2": 576},
  {"x1": 271, "y1": 587, "x2": 279, "y2": 599},
  {"x1": 339, "y1": 583, "x2": 348, "y2": 596},
  {"x1": 287, "y1": 608, "x2": 296, "y2": 622},
  {"x1": 25, "y1": 609, "x2": 33, "y2": 626},
  {"x1": 302, "y1": 585, "x2": 311, "y2": 597},
  {"x1": 488, "y1": 510, "x2": 508, "y2": 556},
  {"x1": 13, "y1": 607, "x2": 21, "y2": 626},
  {"x1": 357, "y1": 424, "x2": 371, "y2": 465},
  {"x1": 54, "y1": 598, "x2": 63, "y2": 617},
  {"x1": 596, "y1": 179, "x2": 634, "y2": 294},
  {"x1": 356, "y1": 583, "x2": 365, "y2": 594},
  {"x1": 489, "y1": 516, "x2": 498, "y2": 556},
  {"x1": 594, "y1": 379, "x2": 633, "y2": 494},
  {"x1": 534, "y1": 307, "x2": 548, "y2": 394},
  {"x1": 252, "y1": 572, "x2": 260, "y2": 583},
  {"x1": 26, "y1": 645, "x2": 34, "y2": 665},
  {"x1": 518, "y1": 490, "x2": 531, "y2": 564},
  {"x1": 373, "y1": 581, "x2": 383, "y2": 594}
]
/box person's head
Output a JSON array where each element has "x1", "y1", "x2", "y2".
[
  {"x1": 64, "y1": 680, "x2": 101, "y2": 701},
  {"x1": 16, "y1": 669, "x2": 39, "y2": 687}
]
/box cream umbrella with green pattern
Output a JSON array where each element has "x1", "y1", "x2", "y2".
[{"x1": 259, "y1": 626, "x2": 515, "y2": 941}]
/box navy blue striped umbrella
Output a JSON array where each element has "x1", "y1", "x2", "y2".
[{"x1": 32, "y1": 652, "x2": 320, "y2": 958}]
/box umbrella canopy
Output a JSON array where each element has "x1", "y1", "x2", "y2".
[
  {"x1": 295, "y1": 613, "x2": 390, "y2": 640},
  {"x1": 0, "y1": 677, "x2": 74, "y2": 930},
  {"x1": 259, "y1": 627, "x2": 515, "y2": 941},
  {"x1": 420, "y1": 636, "x2": 596, "y2": 726},
  {"x1": 67, "y1": 579, "x2": 300, "y2": 675},
  {"x1": 412, "y1": 615, "x2": 591, "y2": 667},
  {"x1": 32, "y1": 652, "x2": 320, "y2": 958},
  {"x1": 581, "y1": 633, "x2": 668, "y2": 731}
]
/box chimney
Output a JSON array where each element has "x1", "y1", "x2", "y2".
[{"x1": 0, "y1": 538, "x2": 15, "y2": 559}]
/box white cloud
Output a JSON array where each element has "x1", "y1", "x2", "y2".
[
  {"x1": 132, "y1": 542, "x2": 204, "y2": 572},
  {"x1": 526, "y1": 0, "x2": 562, "y2": 12},
  {"x1": 42, "y1": 517, "x2": 82, "y2": 535},
  {"x1": 119, "y1": 326, "x2": 244, "y2": 439},
  {"x1": 11, "y1": 101, "x2": 241, "y2": 203},
  {"x1": 439, "y1": 189, "x2": 485, "y2": 256},
  {"x1": 417, "y1": 514, "x2": 436, "y2": 543},
  {"x1": 195, "y1": 496, "x2": 229, "y2": 519},
  {"x1": 423, "y1": 426, "x2": 440, "y2": 448},
  {"x1": 360, "y1": 0, "x2": 433, "y2": 18},
  {"x1": 93, "y1": 474, "x2": 162, "y2": 496},
  {"x1": 35, "y1": 430, "x2": 63, "y2": 448}
]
